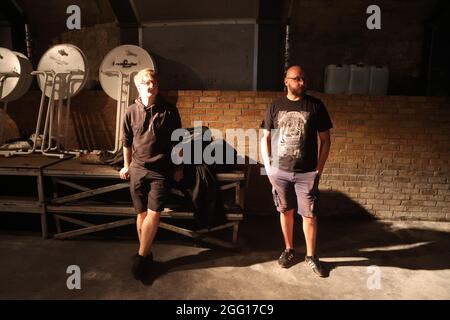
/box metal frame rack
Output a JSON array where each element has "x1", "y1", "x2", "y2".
[{"x1": 0, "y1": 155, "x2": 249, "y2": 249}]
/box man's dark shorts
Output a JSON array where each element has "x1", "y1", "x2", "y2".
[
  {"x1": 129, "y1": 164, "x2": 169, "y2": 213},
  {"x1": 267, "y1": 167, "x2": 320, "y2": 217}
]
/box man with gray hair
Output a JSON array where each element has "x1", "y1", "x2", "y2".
[{"x1": 119, "y1": 68, "x2": 183, "y2": 282}]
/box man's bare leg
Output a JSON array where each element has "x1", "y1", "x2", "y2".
[
  {"x1": 138, "y1": 209, "x2": 160, "y2": 257},
  {"x1": 280, "y1": 208, "x2": 295, "y2": 249},
  {"x1": 302, "y1": 215, "x2": 326, "y2": 276},
  {"x1": 302, "y1": 216, "x2": 317, "y2": 257},
  {"x1": 136, "y1": 211, "x2": 147, "y2": 243}
]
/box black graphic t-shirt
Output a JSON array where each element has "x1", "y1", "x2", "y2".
[{"x1": 263, "y1": 94, "x2": 333, "y2": 173}]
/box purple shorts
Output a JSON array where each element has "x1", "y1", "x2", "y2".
[{"x1": 267, "y1": 167, "x2": 320, "y2": 217}]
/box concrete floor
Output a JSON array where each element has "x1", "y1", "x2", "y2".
[{"x1": 0, "y1": 215, "x2": 449, "y2": 300}]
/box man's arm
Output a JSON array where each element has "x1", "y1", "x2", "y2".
[
  {"x1": 119, "y1": 146, "x2": 132, "y2": 180},
  {"x1": 316, "y1": 130, "x2": 331, "y2": 175},
  {"x1": 260, "y1": 129, "x2": 272, "y2": 171}
]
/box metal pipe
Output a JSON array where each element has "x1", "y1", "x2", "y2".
[
  {"x1": 41, "y1": 71, "x2": 56, "y2": 154},
  {"x1": 10, "y1": 71, "x2": 49, "y2": 156},
  {"x1": 0, "y1": 102, "x2": 8, "y2": 148},
  {"x1": 64, "y1": 73, "x2": 74, "y2": 153},
  {"x1": 55, "y1": 79, "x2": 64, "y2": 151}
]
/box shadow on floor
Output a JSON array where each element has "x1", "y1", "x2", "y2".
[
  {"x1": 134, "y1": 191, "x2": 450, "y2": 284},
  {"x1": 2, "y1": 190, "x2": 449, "y2": 286}
]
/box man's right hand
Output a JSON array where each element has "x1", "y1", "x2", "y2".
[{"x1": 119, "y1": 167, "x2": 130, "y2": 180}]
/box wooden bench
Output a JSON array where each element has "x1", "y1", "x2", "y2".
[{"x1": 44, "y1": 159, "x2": 249, "y2": 249}]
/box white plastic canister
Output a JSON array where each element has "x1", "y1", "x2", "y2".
[
  {"x1": 324, "y1": 64, "x2": 350, "y2": 94},
  {"x1": 369, "y1": 65, "x2": 389, "y2": 95},
  {"x1": 348, "y1": 63, "x2": 370, "y2": 95}
]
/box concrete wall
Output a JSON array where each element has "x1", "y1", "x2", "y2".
[
  {"x1": 6, "y1": 90, "x2": 450, "y2": 221},
  {"x1": 142, "y1": 24, "x2": 256, "y2": 90},
  {"x1": 59, "y1": 22, "x2": 120, "y2": 88},
  {"x1": 14, "y1": 0, "x2": 116, "y2": 65},
  {"x1": 5, "y1": 0, "x2": 446, "y2": 95},
  {"x1": 287, "y1": 0, "x2": 439, "y2": 95},
  {"x1": 132, "y1": 0, "x2": 259, "y2": 21}
]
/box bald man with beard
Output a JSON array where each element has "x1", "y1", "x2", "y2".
[{"x1": 261, "y1": 65, "x2": 333, "y2": 277}]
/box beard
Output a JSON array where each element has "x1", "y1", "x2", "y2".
[{"x1": 287, "y1": 83, "x2": 305, "y2": 97}]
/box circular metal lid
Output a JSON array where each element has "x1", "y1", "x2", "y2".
[
  {"x1": 99, "y1": 45, "x2": 155, "y2": 101},
  {"x1": 8, "y1": 51, "x2": 33, "y2": 101},
  {"x1": 36, "y1": 44, "x2": 88, "y2": 100},
  {"x1": 0, "y1": 47, "x2": 31, "y2": 102}
]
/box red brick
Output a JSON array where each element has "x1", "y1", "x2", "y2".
[
  {"x1": 202, "y1": 91, "x2": 220, "y2": 97},
  {"x1": 199, "y1": 97, "x2": 218, "y2": 103},
  {"x1": 229, "y1": 103, "x2": 248, "y2": 109},
  {"x1": 236, "y1": 97, "x2": 255, "y2": 103},
  {"x1": 181, "y1": 90, "x2": 202, "y2": 96},
  {"x1": 239, "y1": 91, "x2": 257, "y2": 97}
]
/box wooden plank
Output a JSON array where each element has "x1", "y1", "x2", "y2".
[
  {"x1": 0, "y1": 168, "x2": 40, "y2": 176},
  {"x1": 53, "y1": 214, "x2": 94, "y2": 227},
  {"x1": 51, "y1": 182, "x2": 129, "y2": 204},
  {"x1": 47, "y1": 204, "x2": 193, "y2": 218},
  {"x1": 158, "y1": 222, "x2": 196, "y2": 237},
  {"x1": 55, "y1": 216, "x2": 62, "y2": 233},
  {"x1": 47, "y1": 204, "x2": 243, "y2": 220},
  {"x1": 225, "y1": 213, "x2": 244, "y2": 221},
  {"x1": 220, "y1": 182, "x2": 240, "y2": 191},
  {"x1": 53, "y1": 178, "x2": 91, "y2": 192},
  {"x1": 43, "y1": 158, "x2": 119, "y2": 178},
  {"x1": 37, "y1": 170, "x2": 48, "y2": 239},
  {"x1": 53, "y1": 218, "x2": 135, "y2": 239},
  {"x1": 232, "y1": 224, "x2": 239, "y2": 244},
  {"x1": 235, "y1": 183, "x2": 241, "y2": 206},
  {"x1": 47, "y1": 204, "x2": 135, "y2": 215},
  {"x1": 0, "y1": 198, "x2": 41, "y2": 213},
  {"x1": 0, "y1": 154, "x2": 65, "y2": 170},
  {"x1": 159, "y1": 222, "x2": 239, "y2": 249},
  {"x1": 195, "y1": 221, "x2": 237, "y2": 234},
  {"x1": 216, "y1": 172, "x2": 245, "y2": 181}
]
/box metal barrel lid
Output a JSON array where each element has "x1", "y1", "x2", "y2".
[
  {"x1": 36, "y1": 44, "x2": 88, "y2": 100},
  {"x1": 99, "y1": 45, "x2": 155, "y2": 101},
  {"x1": 8, "y1": 51, "x2": 33, "y2": 101},
  {"x1": 0, "y1": 47, "x2": 32, "y2": 102}
]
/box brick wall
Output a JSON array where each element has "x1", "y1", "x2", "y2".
[
  {"x1": 6, "y1": 90, "x2": 450, "y2": 221},
  {"x1": 170, "y1": 90, "x2": 450, "y2": 221}
]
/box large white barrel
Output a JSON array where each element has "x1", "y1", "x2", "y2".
[
  {"x1": 348, "y1": 64, "x2": 370, "y2": 95},
  {"x1": 324, "y1": 64, "x2": 349, "y2": 94},
  {"x1": 369, "y1": 65, "x2": 389, "y2": 95}
]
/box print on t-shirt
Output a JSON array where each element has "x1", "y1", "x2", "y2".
[{"x1": 277, "y1": 110, "x2": 311, "y2": 162}]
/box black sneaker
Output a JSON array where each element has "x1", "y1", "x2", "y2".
[
  {"x1": 131, "y1": 253, "x2": 153, "y2": 278},
  {"x1": 140, "y1": 253, "x2": 155, "y2": 285},
  {"x1": 278, "y1": 249, "x2": 295, "y2": 268},
  {"x1": 305, "y1": 255, "x2": 326, "y2": 277},
  {"x1": 131, "y1": 254, "x2": 146, "y2": 280}
]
